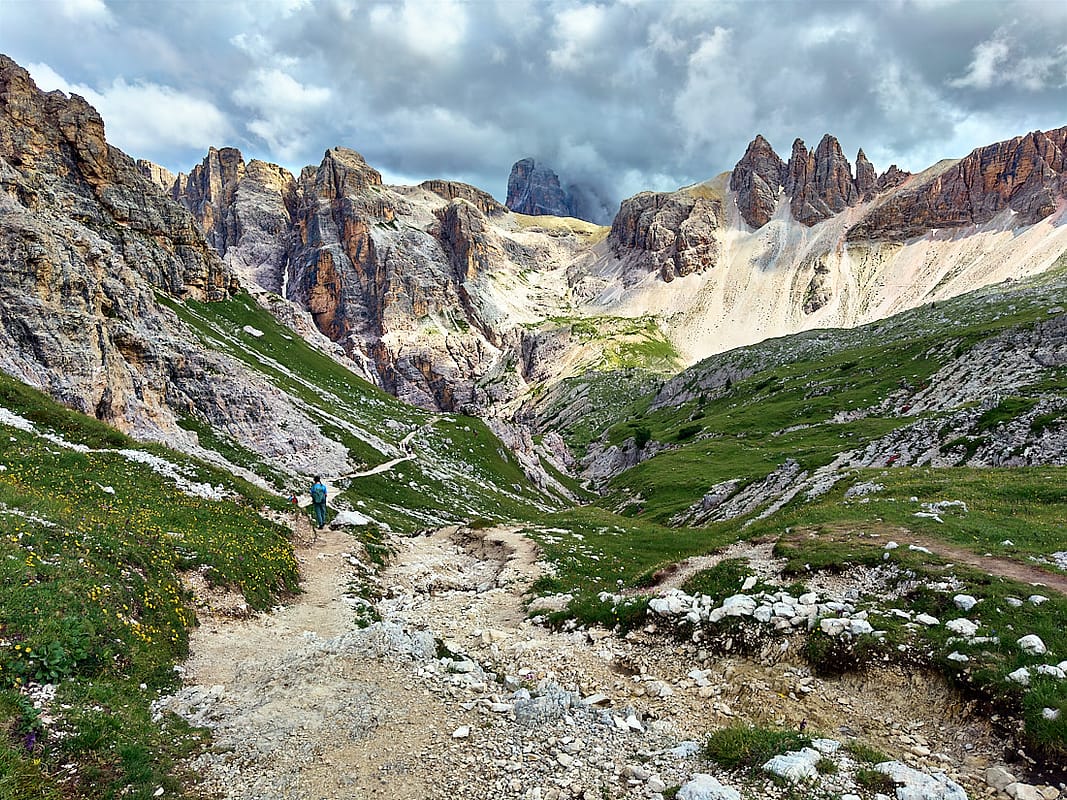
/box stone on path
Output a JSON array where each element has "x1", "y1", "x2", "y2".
[
  {"x1": 875, "y1": 761, "x2": 969, "y2": 800},
  {"x1": 986, "y1": 766, "x2": 1016, "y2": 792},
  {"x1": 677, "y1": 773, "x2": 741, "y2": 800}
]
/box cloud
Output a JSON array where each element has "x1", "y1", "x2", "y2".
[
  {"x1": 949, "y1": 34, "x2": 1012, "y2": 89},
  {"x1": 26, "y1": 62, "x2": 233, "y2": 157},
  {"x1": 232, "y1": 69, "x2": 332, "y2": 162},
  {"x1": 673, "y1": 28, "x2": 756, "y2": 153},
  {"x1": 549, "y1": 4, "x2": 609, "y2": 72},
  {"x1": 950, "y1": 29, "x2": 1067, "y2": 91},
  {"x1": 9, "y1": 0, "x2": 1067, "y2": 206},
  {"x1": 57, "y1": 0, "x2": 113, "y2": 24},
  {"x1": 367, "y1": 0, "x2": 468, "y2": 63}
]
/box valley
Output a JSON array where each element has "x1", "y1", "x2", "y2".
[{"x1": 0, "y1": 50, "x2": 1065, "y2": 800}]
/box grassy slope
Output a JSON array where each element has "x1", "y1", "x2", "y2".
[
  {"x1": 529, "y1": 264, "x2": 1067, "y2": 764},
  {"x1": 0, "y1": 291, "x2": 557, "y2": 798},
  {"x1": 159, "y1": 291, "x2": 556, "y2": 529},
  {"x1": 0, "y1": 373, "x2": 298, "y2": 799}
]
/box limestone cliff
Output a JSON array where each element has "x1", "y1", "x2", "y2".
[
  {"x1": 505, "y1": 158, "x2": 587, "y2": 220},
  {"x1": 729, "y1": 134, "x2": 785, "y2": 228},
  {"x1": 847, "y1": 127, "x2": 1067, "y2": 241},
  {"x1": 169, "y1": 122, "x2": 1067, "y2": 422},
  {"x1": 0, "y1": 54, "x2": 348, "y2": 474},
  {"x1": 608, "y1": 186, "x2": 724, "y2": 282},
  {"x1": 732, "y1": 133, "x2": 913, "y2": 230}
]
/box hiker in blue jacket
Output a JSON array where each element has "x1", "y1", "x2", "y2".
[{"x1": 310, "y1": 476, "x2": 328, "y2": 529}]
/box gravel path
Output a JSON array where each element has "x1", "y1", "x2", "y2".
[{"x1": 160, "y1": 522, "x2": 1011, "y2": 800}]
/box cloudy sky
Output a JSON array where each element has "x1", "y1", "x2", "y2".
[{"x1": 3, "y1": 0, "x2": 1066, "y2": 220}]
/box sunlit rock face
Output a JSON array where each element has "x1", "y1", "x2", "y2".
[{"x1": 0, "y1": 54, "x2": 348, "y2": 473}]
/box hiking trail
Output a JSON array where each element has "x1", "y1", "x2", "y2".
[{"x1": 162, "y1": 521, "x2": 1013, "y2": 800}]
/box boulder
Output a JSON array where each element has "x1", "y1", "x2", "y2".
[
  {"x1": 1017, "y1": 634, "x2": 1047, "y2": 655},
  {"x1": 762, "y1": 747, "x2": 821, "y2": 781},
  {"x1": 677, "y1": 773, "x2": 741, "y2": 800},
  {"x1": 875, "y1": 761, "x2": 969, "y2": 800},
  {"x1": 946, "y1": 618, "x2": 979, "y2": 638},
  {"x1": 986, "y1": 766, "x2": 1017, "y2": 793}
]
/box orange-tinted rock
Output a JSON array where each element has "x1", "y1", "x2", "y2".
[
  {"x1": 786, "y1": 134, "x2": 858, "y2": 226},
  {"x1": 848, "y1": 126, "x2": 1067, "y2": 241},
  {"x1": 855, "y1": 149, "x2": 877, "y2": 199},
  {"x1": 420, "y1": 179, "x2": 505, "y2": 216}
]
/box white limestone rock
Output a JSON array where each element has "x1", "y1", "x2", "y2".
[
  {"x1": 946, "y1": 618, "x2": 979, "y2": 638},
  {"x1": 762, "y1": 747, "x2": 821, "y2": 781},
  {"x1": 1007, "y1": 667, "x2": 1031, "y2": 686},
  {"x1": 677, "y1": 773, "x2": 741, "y2": 800},
  {"x1": 721, "y1": 594, "x2": 757, "y2": 617},
  {"x1": 1017, "y1": 634, "x2": 1047, "y2": 655},
  {"x1": 874, "y1": 761, "x2": 968, "y2": 800}
]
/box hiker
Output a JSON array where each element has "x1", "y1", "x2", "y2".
[{"x1": 310, "y1": 476, "x2": 328, "y2": 529}]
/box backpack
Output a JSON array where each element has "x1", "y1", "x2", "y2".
[{"x1": 311, "y1": 484, "x2": 327, "y2": 504}]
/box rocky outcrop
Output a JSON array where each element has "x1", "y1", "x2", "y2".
[
  {"x1": 729, "y1": 134, "x2": 785, "y2": 228},
  {"x1": 800, "y1": 255, "x2": 833, "y2": 314},
  {"x1": 785, "y1": 135, "x2": 858, "y2": 226},
  {"x1": 855, "y1": 149, "x2": 876, "y2": 199},
  {"x1": 173, "y1": 146, "x2": 246, "y2": 256},
  {"x1": 136, "y1": 159, "x2": 175, "y2": 192},
  {"x1": 729, "y1": 133, "x2": 914, "y2": 229},
  {"x1": 608, "y1": 188, "x2": 724, "y2": 282},
  {"x1": 506, "y1": 158, "x2": 581, "y2": 219},
  {"x1": 848, "y1": 126, "x2": 1067, "y2": 241},
  {"x1": 420, "y1": 179, "x2": 505, "y2": 216},
  {"x1": 0, "y1": 54, "x2": 349, "y2": 473},
  {"x1": 0, "y1": 56, "x2": 234, "y2": 301}
]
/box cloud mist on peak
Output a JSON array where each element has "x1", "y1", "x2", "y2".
[{"x1": 3, "y1": 0, "x2": 1065, "y2": 215}]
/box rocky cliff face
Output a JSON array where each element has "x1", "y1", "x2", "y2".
[
  {"x1": 0, "y1": 54, "x2": 348, "y2": 474},
  {"x1": 607, "y1": 186, "x2": 724, "y2": 282},
  {"x1": 785, "y1": 134, "x2": 859, "y2": 225},
  {"x1": 166, "y1": 115, "x2": 1067, "y2": 423},
  {"x1": 506, "y1": 158, "x2": 584, "y2": 220},
  {"x1": 420, "y1": 179, "x2": 505, "y2": 216},
  {"x1": 847, "y1": 127, "x2": 1067, "y2": 241},
  {"x1": 731, "y1": 127, "x2": 1067, "y2": 241},
  {"x1": 729, "y1": 134, "x2": 785, "y2": 228},
  {"x1": 732, "y1": 133, "x2": 910, "y2": 230}
]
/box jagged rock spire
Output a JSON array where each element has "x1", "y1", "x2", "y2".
[{"x1": 730, "y1": 134, "x2": 787, "y2": 228}]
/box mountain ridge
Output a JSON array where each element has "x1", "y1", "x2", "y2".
[{"x1": 158, "y1": 123, "x2": 1067, "y2": 417}]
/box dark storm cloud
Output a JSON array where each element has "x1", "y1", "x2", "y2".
[{"x1": 3, "y1": 0, "x2": 1065, "y2": 218}]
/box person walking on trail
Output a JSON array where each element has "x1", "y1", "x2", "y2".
[{"x1": 310, "y1": 476, "x2": 328, "y2": 529}]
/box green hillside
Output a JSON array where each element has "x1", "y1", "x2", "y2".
[
  {"x1": 522, "y1": 264, "x2": 1067, "y2": 766},
  {"x1": 0, "y1": 291, "x2": 560, "y2": 798},
  {"x1": 160, "y1": 290, "x2": 562, "y2": 527},
  {"x1": 0, "y1": 374, "x2": 298, "y2": 798}
]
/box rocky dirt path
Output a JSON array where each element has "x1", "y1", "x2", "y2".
[
  {"x1": 643, "y1": 528, "x2": 1067, "y2": 598},
  {"x1": 162, "y1": 523, "x2": 1012, "y2": 800},
  {"x1": 785, "y1": 525, "x2": 1067, "y2": 597}
]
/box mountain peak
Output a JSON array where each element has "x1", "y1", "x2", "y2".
[
  {"x1": 730, "y1": 134, "x2": 787, "y2": 228},
  {"x1": 505, "y1": 157, "x2": 578, "y2": 219}
]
